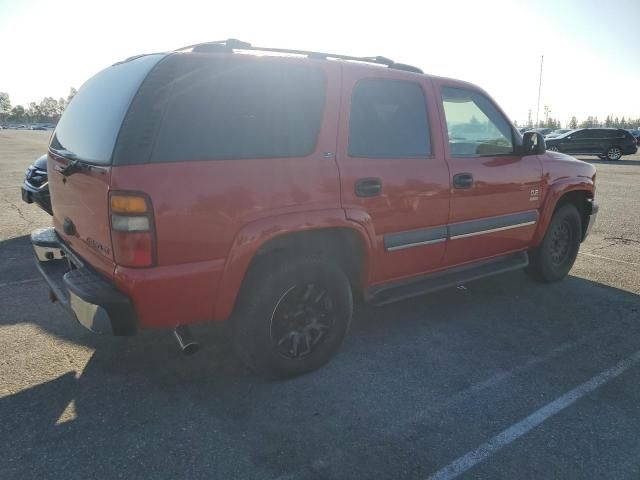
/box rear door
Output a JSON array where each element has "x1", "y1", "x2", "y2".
[
  {"x1": 336, "y1": 67, "x2": 450, "y2": 285},
  {"x1": 590, "y1": 129, "x2": 610, "y2": 153},
  {"x1": 48, "y1": 54, "x2": 164, "y2": 277}
]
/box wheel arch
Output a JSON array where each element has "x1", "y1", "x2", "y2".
[
  {"x1": 214, "y1": 210, "x2": 373, "y2": 320},
  {"x1": 533, "y1": 181, "x2": 595, "y2": 246}
]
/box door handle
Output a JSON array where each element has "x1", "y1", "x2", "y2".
[
  {"x1": 355, "y1": 178, "x2": 382, "y2": 197},
  {"x1": 453, "y1": 172, "x2": 474, "y2": 189}
]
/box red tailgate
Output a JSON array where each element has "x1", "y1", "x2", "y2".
[{"x1": 48, "y1": 151, "x2": 115, "y2": 278}]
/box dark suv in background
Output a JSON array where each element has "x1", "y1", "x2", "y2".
[{"x1": 545, "y1": 128, "x2": 637, "y2": 160}]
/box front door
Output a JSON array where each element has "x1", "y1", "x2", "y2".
[
  {"x1": 435, "y1": 81, "x2": 543, "y2": 266},
  {"x1": 336, "y1": 69, "x2": 450, "y2": 286}
]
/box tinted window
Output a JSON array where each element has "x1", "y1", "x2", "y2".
[
  {"x1": 441, "y1": 87, "x2": 513, "y2": 156},
  {"x1": 50, "y1": 54, "x2": 164, "y2": 164},
  {"x1": 146, "y1": 57, "x2": 325, "y2": 163},
  {"x1": 348, "y1": 79, "x2": 430, "y2": 158}
]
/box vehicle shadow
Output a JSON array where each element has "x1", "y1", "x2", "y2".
[{"x1": 2, "y1": 245, "x2": 640, "y2": 479}]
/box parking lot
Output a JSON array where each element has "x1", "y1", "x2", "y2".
[{"x1": 1, "y1": 129, "x2": 639, "y2": 479}]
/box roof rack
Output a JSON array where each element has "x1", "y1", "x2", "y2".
[{"x1": 175, "y1": 39, "x2": 423, "y2": 74}]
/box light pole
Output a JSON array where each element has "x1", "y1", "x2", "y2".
[
  {"x1": 544, "y1": 105, "x2": 551, "y2": 127},
  {"x1": 535, "y1": 55, "x2": 544, "y2": 127}
]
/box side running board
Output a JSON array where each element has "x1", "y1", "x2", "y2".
[{"x1": 366, "y1": 251, "x2": 529, "y2": 306}]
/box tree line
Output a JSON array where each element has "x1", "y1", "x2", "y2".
[
  {"x1": 0, "y1": 89, "x2": 77, "y2": 124},
  {"x1": 515, "y1": 115, "x2": 640, "y2": 130}
]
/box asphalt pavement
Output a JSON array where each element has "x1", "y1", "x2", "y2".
[{"x1": 1, "y1": 130, "x2": 639, "y2": 479}]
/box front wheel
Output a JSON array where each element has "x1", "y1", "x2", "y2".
[
  {"x1": 605, "y1": 146, "x2": 622, "y2": 161},
  {"x1": 527, "y1": 203, "x2": 582, "y2": 283},
  {"x1": 232, "y1": 255, "x2": 353, "y2": 378},
  {"x1": 547, "y1": 145, "x2": 560, "y2": 152}
]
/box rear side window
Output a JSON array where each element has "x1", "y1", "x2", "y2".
[
  {"x1": 50, "y1": 54, "x2": 164, "y2": 164},
  {"x1": 605, "y1": 130, "x2": 623, "y2": 138},
  {"x1": 348, "y1": 79, "x2": 431, "y2": 158},
  {"x1": 139, "y1": 57, "x2": 326, "y2": 163}
]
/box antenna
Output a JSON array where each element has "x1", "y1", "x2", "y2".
[{"x1": 535, "y1": 55, "x2": 544, "y2": 127}]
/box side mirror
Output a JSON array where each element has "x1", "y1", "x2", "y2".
[{"x1": 521, "y1": 131, "x2": 546, "y2": 155}]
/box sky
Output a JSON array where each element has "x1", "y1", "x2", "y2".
[{"x1": 1, "y1": 0, "x2": 638, "y2": 126}]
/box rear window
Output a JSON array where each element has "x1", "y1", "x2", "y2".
[
  {"x1": 50, "y1": 54, "x2": 164, "y2": 164},
  {"x1": 115, "y1": 55, "x2": 326, "y2": 164}
]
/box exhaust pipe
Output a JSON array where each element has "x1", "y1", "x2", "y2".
[{"x1": 174, "y1": 325, "x2": 199, "y2": 355}]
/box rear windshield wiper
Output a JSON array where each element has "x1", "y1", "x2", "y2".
[{"x1": 50, "y1": 149, "x2": 94, "y2": 176}]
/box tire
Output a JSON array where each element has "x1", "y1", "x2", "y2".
[
  {"x1": 547, "y1": 145, "x2": 559, "y2": 152},
  {"x1": 527, "y1": 203, "x2": 582, "y2": 283},
  {"x1": 605, "y1": 146, "x2": 622, "y2": 161},
  {"x1": 232, "y1": 254, "x2": 353, "y2": 378}
]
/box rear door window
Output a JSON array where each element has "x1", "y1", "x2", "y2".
[
  {"x1": 348, "y1": 79, "x2": 431, "y2": 158},
  {"x1": 142, "y1": 57, "x2": 326, "y2": 163},
  {"x1": 50, "y1": 54, "x2": 164, "y2": 164}
]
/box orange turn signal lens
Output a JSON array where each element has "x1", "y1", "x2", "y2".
[{"x1": 110, "y1": 195, "x2": 148, "y2": 214}]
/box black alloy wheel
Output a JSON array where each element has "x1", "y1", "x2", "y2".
[{"x1": 270, "y1": 283, "x2": 335, "y2": 359}]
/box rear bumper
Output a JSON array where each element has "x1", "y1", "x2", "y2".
[{"x1": 31, "y1": 228, "x2": 137, "y2": 336}]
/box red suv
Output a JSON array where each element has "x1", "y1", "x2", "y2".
[{"x1": 32, "y1": 40, "x2": 598, "y2": 377}]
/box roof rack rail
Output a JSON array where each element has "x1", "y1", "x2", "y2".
[{"x1": 175, "y1": 39, "x2": 423, "y2": 74}]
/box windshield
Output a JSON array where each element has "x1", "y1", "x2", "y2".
[{"x1": 556, "y1": 129, "x2": 580, "y2": 138}]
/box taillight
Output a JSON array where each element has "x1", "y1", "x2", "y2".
[{"x1": 109, "y1": 192, "x2": 156, "y2": 267}]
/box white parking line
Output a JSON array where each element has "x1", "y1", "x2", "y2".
[
  {"x1": 0, "y1": 278, "x2": 41, "y2": 288},
  {"x1": 427, "y1": 349, "x2": 640, "y2": 480},
  {"x1": 579, "y1": 251, "x2": 640, "y2": 266}
]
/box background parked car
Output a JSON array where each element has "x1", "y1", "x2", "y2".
[
  {"x1": 21, "y1": 153, "x2": 51, "y2": 214},
  {"x1": 545, "y1": 128, "x2": 638, "y2": 160}
]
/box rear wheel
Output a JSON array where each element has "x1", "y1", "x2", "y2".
[
  {"x1": 605, "y1": 146, "x2": 622, "y2": 161},
  {"x1": 232, "y1": 254, "x2": 353, "y2": 378},
  {"x1": 527, "y1": 203, "x2": 582, "y2": 283}
]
